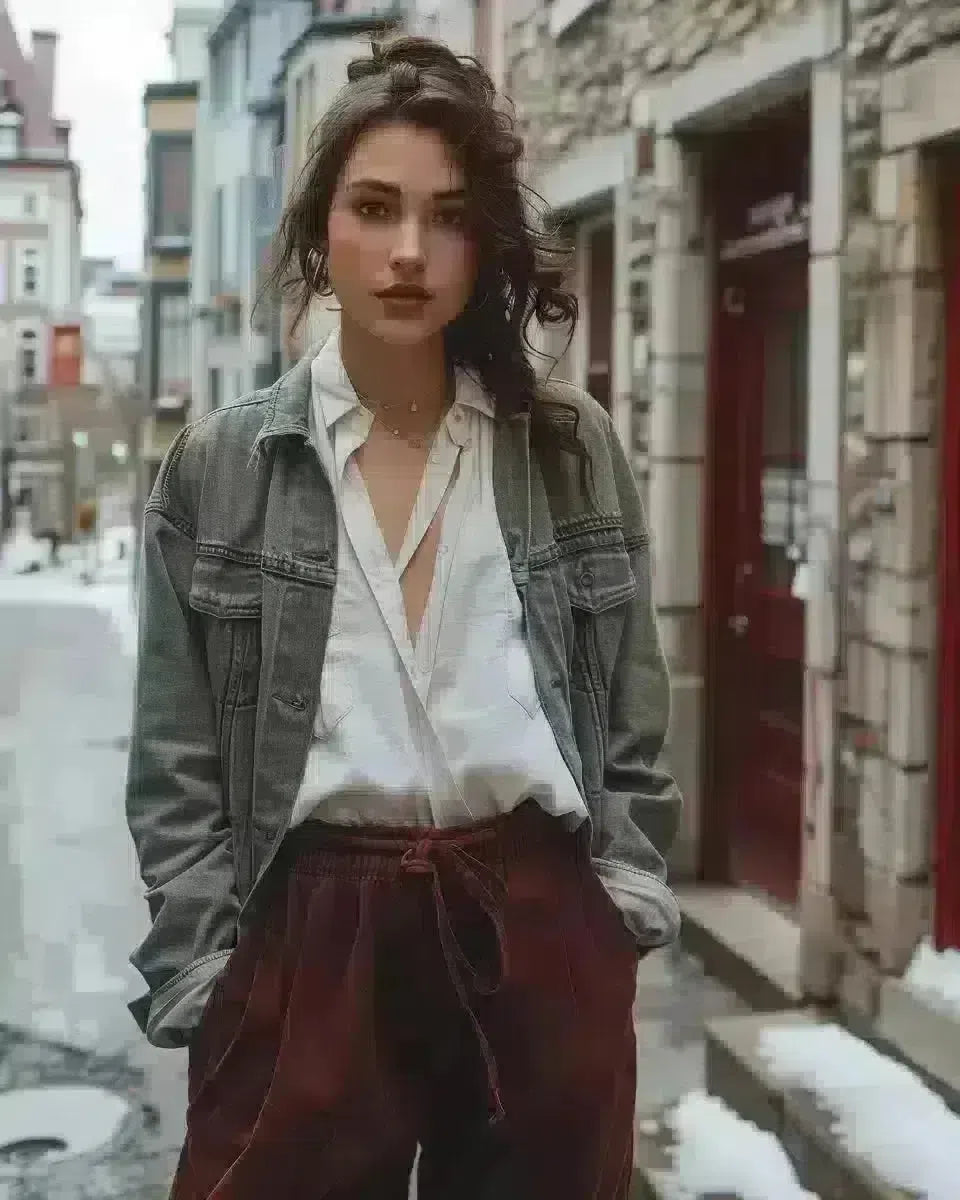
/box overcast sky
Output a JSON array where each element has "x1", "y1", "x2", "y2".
[{"x1": 8, "y1": 0, "x2": 175, "y2": 270}]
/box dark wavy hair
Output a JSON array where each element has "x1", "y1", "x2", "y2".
[{"x1": 259, "y1": 34, "x2": 581, "y2": 428}]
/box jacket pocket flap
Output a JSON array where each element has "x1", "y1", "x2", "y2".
[
  {"x1": 564, "y1": 550, "x2": 637, "y2": 613},
  {"x1": 189, "y1": 556, "x2": 263, "y2": 619}
]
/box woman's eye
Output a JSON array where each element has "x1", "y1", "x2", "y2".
[
  {"x1": 356, "y1": 202, "x2": 390, "y2": 220},
  {"x1": 435, "y1": 210, "x2": 465, "y2": 229}
]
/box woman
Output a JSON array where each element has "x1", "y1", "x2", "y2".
[{"x1": 126, "y1": 34, "x2": 681, "y2": 1200}]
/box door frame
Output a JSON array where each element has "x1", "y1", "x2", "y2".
[{"x1": 935, "y1": 172, "x2": 960, "y2": 950}]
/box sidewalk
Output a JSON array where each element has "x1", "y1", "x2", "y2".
[
  {"x1": 633, "y1": 941, "x2": 749, "y2": 1123},
  {"x1": 0, "y1": 945, "x2": 745, "y2": 1197}
]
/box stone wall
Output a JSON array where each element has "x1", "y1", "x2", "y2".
[
  {"x1": 506, "y1": 0, "x2": 811, "y2": 176},
  {"x1": 832, "y1": 0, "x2": 960, "y2": 1015},
  {"x1": 506, "y1": 0, "x2": 960, "y2": 1002}
]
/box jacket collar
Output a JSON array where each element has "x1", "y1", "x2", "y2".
[{"x1": 250, "y1": 330, "x2": 510, "y2": 467}]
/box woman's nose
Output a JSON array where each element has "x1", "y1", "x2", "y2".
[{"x1": 389, "y1": 217, "x2": 426, "y2": 269}]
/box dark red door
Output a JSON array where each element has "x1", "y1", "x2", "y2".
[
  {"x1": 708, "y1": 249, "x2": 808, "y2": 906},
  {"x1": 936, "y1": 185, "x2": 960, "y2": 950}
]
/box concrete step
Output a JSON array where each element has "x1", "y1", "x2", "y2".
[
  {"x1": 704, "y1": 1011, "x2": 921, "y2": 1200},
  {"x1": 676, "y1": 886, "x2": 803, "y2": 1012}
]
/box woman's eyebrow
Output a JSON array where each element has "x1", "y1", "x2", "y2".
[{"x1": 345, "y1": 178, "x2": 466, "y2": 202}]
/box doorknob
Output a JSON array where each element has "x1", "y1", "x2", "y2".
[{"x1": 728, "y1": 613, "x2": 749, "y2": 636}]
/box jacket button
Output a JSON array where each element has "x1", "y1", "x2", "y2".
[{"x1": 579, "y1": 570, "x2": 594, "y2": 588}]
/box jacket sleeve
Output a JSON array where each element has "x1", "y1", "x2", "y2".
[
  {"x1": 125, "y1": 428, "x2": 239, "y2": 1048},
  {"x1": 591, "y1": 416, "x2": 683, "y2": 946}
]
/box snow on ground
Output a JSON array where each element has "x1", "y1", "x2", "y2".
[
  {"x1": 757, "y1": 1022, "x2": 958, "y2": 1200},
  {"x1": 0, "y1": 530, "x2": 48, "y2": 575},
  {"x1": 0, "y1": 530, "x2": 138, "y2": 658},
  {"x1": 657, "y1": 1090, "x2": 817, "y2": 1200},
  {"x1": 0, "y1": 1086, "x2": 131, "y2": 1159},
  {"x1": 903, "y1": 939, "x2": 960, "y2": 1021}
]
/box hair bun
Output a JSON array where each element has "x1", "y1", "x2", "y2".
[
  {"x1": 387, "y1": 60, "x2": 421, "y2": 96},
  {"x1": 345, "y1": 43, "x2": 424, "y2": 95}
]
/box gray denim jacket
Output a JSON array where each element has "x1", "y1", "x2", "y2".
[{"x1": 125, "y1": 347, "x2": 682, "y2": 1049}]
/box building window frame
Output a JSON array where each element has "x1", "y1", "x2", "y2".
[
  {"x1": 23, "y1": 248, "x2": 38, "y2": 296},
  {"x1": 0, "y1": 107, "x2": 24, "y2": 159},
  {"x1": 211, "y1": 41, "x2": 233, "y2": 115},
  {"x1": 18, "y1": 328, "x2": 39, "y2": 384},
  {"x1": 149, "y1": 133, "x2": 194, "y2": 248},
  {"x1": 150, "y1": 283, "x2": 192, "y2": 408}
]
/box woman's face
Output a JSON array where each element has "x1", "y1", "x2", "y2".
[{"x1": 326, "y1": 120, "x2": 477, "y2": 347}]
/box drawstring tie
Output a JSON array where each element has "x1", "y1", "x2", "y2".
[{"x1": 400, "y1": 836, "x2": 508, "y2": 1125}]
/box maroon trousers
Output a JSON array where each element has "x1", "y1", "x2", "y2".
[{"x1": 172, "y1": 801, "x2": 639, "y2": 1199}]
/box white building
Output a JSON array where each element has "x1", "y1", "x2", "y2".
[
  {"x1": 190, "y1": 0, "x2": 313, "y2": 418},
  {"x1": 0, "y1": 9, "x2": 82, "y2": 536},
  {"x1": 82, "y1": 263, "x2": 141, "y2": 391}
]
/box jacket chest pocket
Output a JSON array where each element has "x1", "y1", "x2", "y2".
[
  {"x1": 562, "y1": 548, "x2": 637, "y2": 696},
  {"x1": 188, "y1": 556, "x2": 263, "y2": 898}
]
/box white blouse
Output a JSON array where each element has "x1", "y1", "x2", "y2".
[{"x1": 290, "y1": 326, "x2": 587, "y2": 830}]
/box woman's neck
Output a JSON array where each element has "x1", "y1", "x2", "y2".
[{"x1": 338, "y1": 314, "x2": 450, "y2": 422}]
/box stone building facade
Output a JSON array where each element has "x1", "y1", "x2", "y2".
[{"x1": 505, "y1": 0, "x2": 960, "y2": 1024}]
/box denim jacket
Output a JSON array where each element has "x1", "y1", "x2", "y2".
[{"x1": 125, "y1": 347, "x2": 682, "y2": 1049}]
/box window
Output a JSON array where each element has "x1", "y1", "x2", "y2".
[
  {"x1": 235, "y1": 177, "x2": 246, "y2": 284},
  {"x1": 15, "y1": 412, "x2": 47, "y2": 444},
  {"x1": 211, "y1": 44, "x2": 232, "y2": 113},
  {"x1": 209, "y1": 366, "x2": 221, "y2": 410},
  {"x1": 23, "y1": 248, "x2": 37, "y2": 296},
  {"x1": 156, "y1": 292, "x2": 191, "y2": 402},
  {"x1": 152, "y1": 140, "x2": 193, "y2": 241},
  {"x1": 0, "y1": 108, "x2": 23, "y2": 159},
  {"x1": 19, "y1": 329, "x2": 38, "y2": 383},
  {"x1": 16, "y1": 246, "x2": 43, "y2": 301},
  {"x1": 210, "y1": 186, "x2": 224, "y2": 292}
]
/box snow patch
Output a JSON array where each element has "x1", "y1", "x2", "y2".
[
  {"x1": 0, "y1": 572, "x2": 138, "y2": 658},
  {"x1": 659, "y1": 1090, "x2": 817, "y2": 1200},
  {"x1": 98, "y1": 525, "x2": 134, "y2": 562},
  {"x1": 0, "y1": 531, "x2": 47, "y2": 575},
  {"x1": 903, "y1": 939, "x2": 960, "y2": 1021},
  {"x1": 0, "y1": 1086, "x2": 130, "y2": 1163},
  {"x1": 758, "y1": 1022, "x2": 959, "y2": 1200}
]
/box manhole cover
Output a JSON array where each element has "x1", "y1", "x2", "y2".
[{"x1": 0, "y1": 1086, "x2": 132, "y2": 1175}]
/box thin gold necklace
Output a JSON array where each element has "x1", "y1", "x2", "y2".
[{"x1": 350, "y1": 367, "x2": 455, "y2": 449}]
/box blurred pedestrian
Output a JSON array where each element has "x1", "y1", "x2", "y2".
[
  {"x1": 76, "y1": 499, "x2": 97, "y2": 583},
  {"x1": 126, "y1": 34, "x2": 682, "y2": 1200}
]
